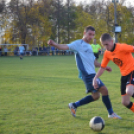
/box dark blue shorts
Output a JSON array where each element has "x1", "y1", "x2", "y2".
[
  {"x1": 20, "y1": 52, "x2": 24, "y2": 56},
  {"x1": 82, "y1": 74, "x2": 104, "y2": 93}
]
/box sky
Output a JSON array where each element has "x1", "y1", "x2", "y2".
[
  {"x1": 61, "y1": 0, "x2": 134, "y2": 7},
  {"x1": 4, "y1": 0, "x2": 134, "y2": 6},
  {"x1": 72, "y1": 0, "x2": 134, "y2": 6}
]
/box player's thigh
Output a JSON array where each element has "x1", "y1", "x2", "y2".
[
  {"x1": 125, "y1": 71, "x2": 134, "y2": 95},
  {"x1": 121, "y1": 94, "x2": 130, "y2": 106},
  {"x1": 98, "y1": 86, "x2": 108, "y2": 96}
]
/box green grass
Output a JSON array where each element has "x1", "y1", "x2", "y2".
[{"x1": 0, "y1": 55, "x2": 134, "y2": 134}]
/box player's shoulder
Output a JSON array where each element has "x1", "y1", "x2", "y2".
[
  {"x1": 103, "y1": 50, "x2": 109, "y2": 56},
  {"x1": 70, "y1": 39, "x2": 82, "y2": 44},
  {"x1": 116, "y1": 43, "x2": 129, "y2": 49},
  {"x1": 116, "y1": 43, "x2": 128, "y2": 46}
]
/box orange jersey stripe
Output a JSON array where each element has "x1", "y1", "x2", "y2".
[{"x1": 101, "y1": 43, "x2": 134, "y2": 76}]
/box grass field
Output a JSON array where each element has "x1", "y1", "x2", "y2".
[{"x1": 0, "y1": 55, "x2": 134, "y2": 134}]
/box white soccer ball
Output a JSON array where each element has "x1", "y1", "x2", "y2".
[{"x1": 89, "y1": 116, "x2": 105, "y2": 132}]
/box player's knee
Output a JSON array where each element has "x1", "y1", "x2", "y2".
[
  {"x1": 92, "y1": 93, "x2": 100, "y2": 101},
  {"x1": 99, "y1": 86, "x2": 108, "y2": 96},
  {"x1": 126, "y1": 88, "x2": 134, "y2": 96},
  {"x1": 103, "y1": 89, "x2": 108, "y2": 95}
]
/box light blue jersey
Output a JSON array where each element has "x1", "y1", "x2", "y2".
[
  {"x1": 19, "y1": 46, "x2": 25, "y2": 53},
  {"x1": 67, "y1": 39, "x2": 104, "y2": 93},
  {"x1": 67, "y1": 39, "x2": 96, "y2": 77}
]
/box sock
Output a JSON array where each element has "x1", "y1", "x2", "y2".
[
  {"x1": 126, "y1": 102, "x2": 134, "y2": 112},
  {"x1": 102, "y1": 95, "x2": 113, "y2": 115},
  {"x1": 74, "y1": 95, "x2": 94, "y2": 108},
  {"x1": 132, "y1": 94, "x2": 134, "y2": 98}
]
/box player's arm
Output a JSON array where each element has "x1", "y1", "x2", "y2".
[
  {"x1": 94, "y1": 59, "x2": 112, "y2": 72},
  {"x1": 93, "y1": 52, "x2": 111, "y2": 89},
  {"x1": 93, "y1": 67, "x2": 106, "y2": 89},
  {"x1": 94, "y1": 59, "x2": 101, "y2": 67},
  {"x1": 47, "y1": 39, "x2": 69, "y2": 50}
]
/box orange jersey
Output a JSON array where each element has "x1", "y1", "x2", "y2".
[{"x1": 101, "y1": 43, "x2": 134, "y2": 76}]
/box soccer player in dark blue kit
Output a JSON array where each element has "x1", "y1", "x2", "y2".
[{"x1": 47, "y1": 26, "x2": 121, "y2": 119}]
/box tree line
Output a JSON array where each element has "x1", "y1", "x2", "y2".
[{"x1": 0, "y1": 0, "x2": 134, "y2": 49}]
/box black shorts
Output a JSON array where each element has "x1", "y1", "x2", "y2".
[
  {"x1": 121, "y1": 71, "x2": 134, "y2": 95},
  {"x1": 94, "y1": 53, "x2": 99, "y2": 59}
]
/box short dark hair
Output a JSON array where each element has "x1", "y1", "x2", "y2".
[
  {"x1": 100, "y1": 33, "x2": 112, "y2": 42},
  {"x1": 84, "y1": 25, "x2": 95, "y2": 32}
]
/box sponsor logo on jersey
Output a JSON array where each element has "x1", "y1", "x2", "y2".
[{"x1": 113, "y1": 58, "x2": 123, "y2": 67}]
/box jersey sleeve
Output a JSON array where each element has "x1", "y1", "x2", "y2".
[
  {"x1": 101, "y1": 52, "x2": 110, "y2": 68},
  {"x1": 121, "y1": 44, "x2": 134, "y2": 52},
  {"x1": 67, "y1": 41, "x2": 78, "y2": 51}
]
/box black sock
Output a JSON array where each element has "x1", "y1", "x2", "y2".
[{"x1": 126, "y1": 102, "x2": 133, "y2": 109}]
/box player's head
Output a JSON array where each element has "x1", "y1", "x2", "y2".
[
  {"x1": 100, "y1": 33, "x2": 114, "y2": 51},
  {"x1": 83, "y1": 26, "x2": 95, "y2": 42}
]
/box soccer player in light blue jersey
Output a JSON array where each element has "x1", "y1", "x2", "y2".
[
  {"x1": 19, "y1": 44, "x2": 25, "y2": 60},
  {"x1": 47, "y1": 26, "x2": 121, "y2": 119}
]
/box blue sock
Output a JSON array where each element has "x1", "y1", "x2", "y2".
[
  {"x1": 74, "y1": 95, "x2": 94, "y2": 108},
  {"x1": 102, "y1": 95, "x2": 113, "y2": 115}
]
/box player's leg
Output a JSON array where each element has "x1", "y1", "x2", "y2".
[
  {"x1": 98, "y1": 80, "x2": 121, "y2": 119},
  {"x1": 121, "y1": 72, "x2": 134, "y2": 98},
  {"x1": 122, "y1": 85, "x2": 134, "y2": 112},
  {"x1": 75, "y1": 91, "x2": 100, "y2": 107},
  {"x1": 121, "y1": 71, "x2": 134, "y2": 112},
  {"x1": 126, "y1": 85, "x2": 134, "y2": 97},
  {"x1": 20, "y1": 53, "x2": 23, "y2": 59},
  {"x1": 68, "y1": 92, "x2": 99, "y2": 117},
  {"x1": 68, "y1": 76, "x2": 102, "y2": 117},
  {"x1": 121, "y1": 94, "x2": 134, "y2": 112},
  {"x1": 98, "y1": 86, "x2": 113, "y2": 115}
]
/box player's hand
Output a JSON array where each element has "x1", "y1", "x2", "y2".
[
  {"x1": 93, "y1": 77, "x2": 99, "y2": 89},
  {"x1": 47, "y1": 39, "x2": 57, "y2": 46},
  {"x1": 105, "y1": 66, "x2": 112, "y2": 72}
]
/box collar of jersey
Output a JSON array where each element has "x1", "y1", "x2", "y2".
[{"x1": 110, "y1": 43, "x2": 116, "y2": 52}]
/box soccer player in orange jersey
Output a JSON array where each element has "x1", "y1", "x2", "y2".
[{"x1": 93, "y1": 33, "x2": 134, "y2": 113}]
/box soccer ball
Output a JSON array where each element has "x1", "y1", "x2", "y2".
[{"x1": 89, "y1": 116, "x2": 105, "y2": 132}]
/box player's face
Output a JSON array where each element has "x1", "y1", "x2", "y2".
[
  {"x1": 84, "y1": 30, "x2": 95, "y2": 43},
  {"x1": 101, "y1": 40, "x2": 114, "y2": 51}
]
